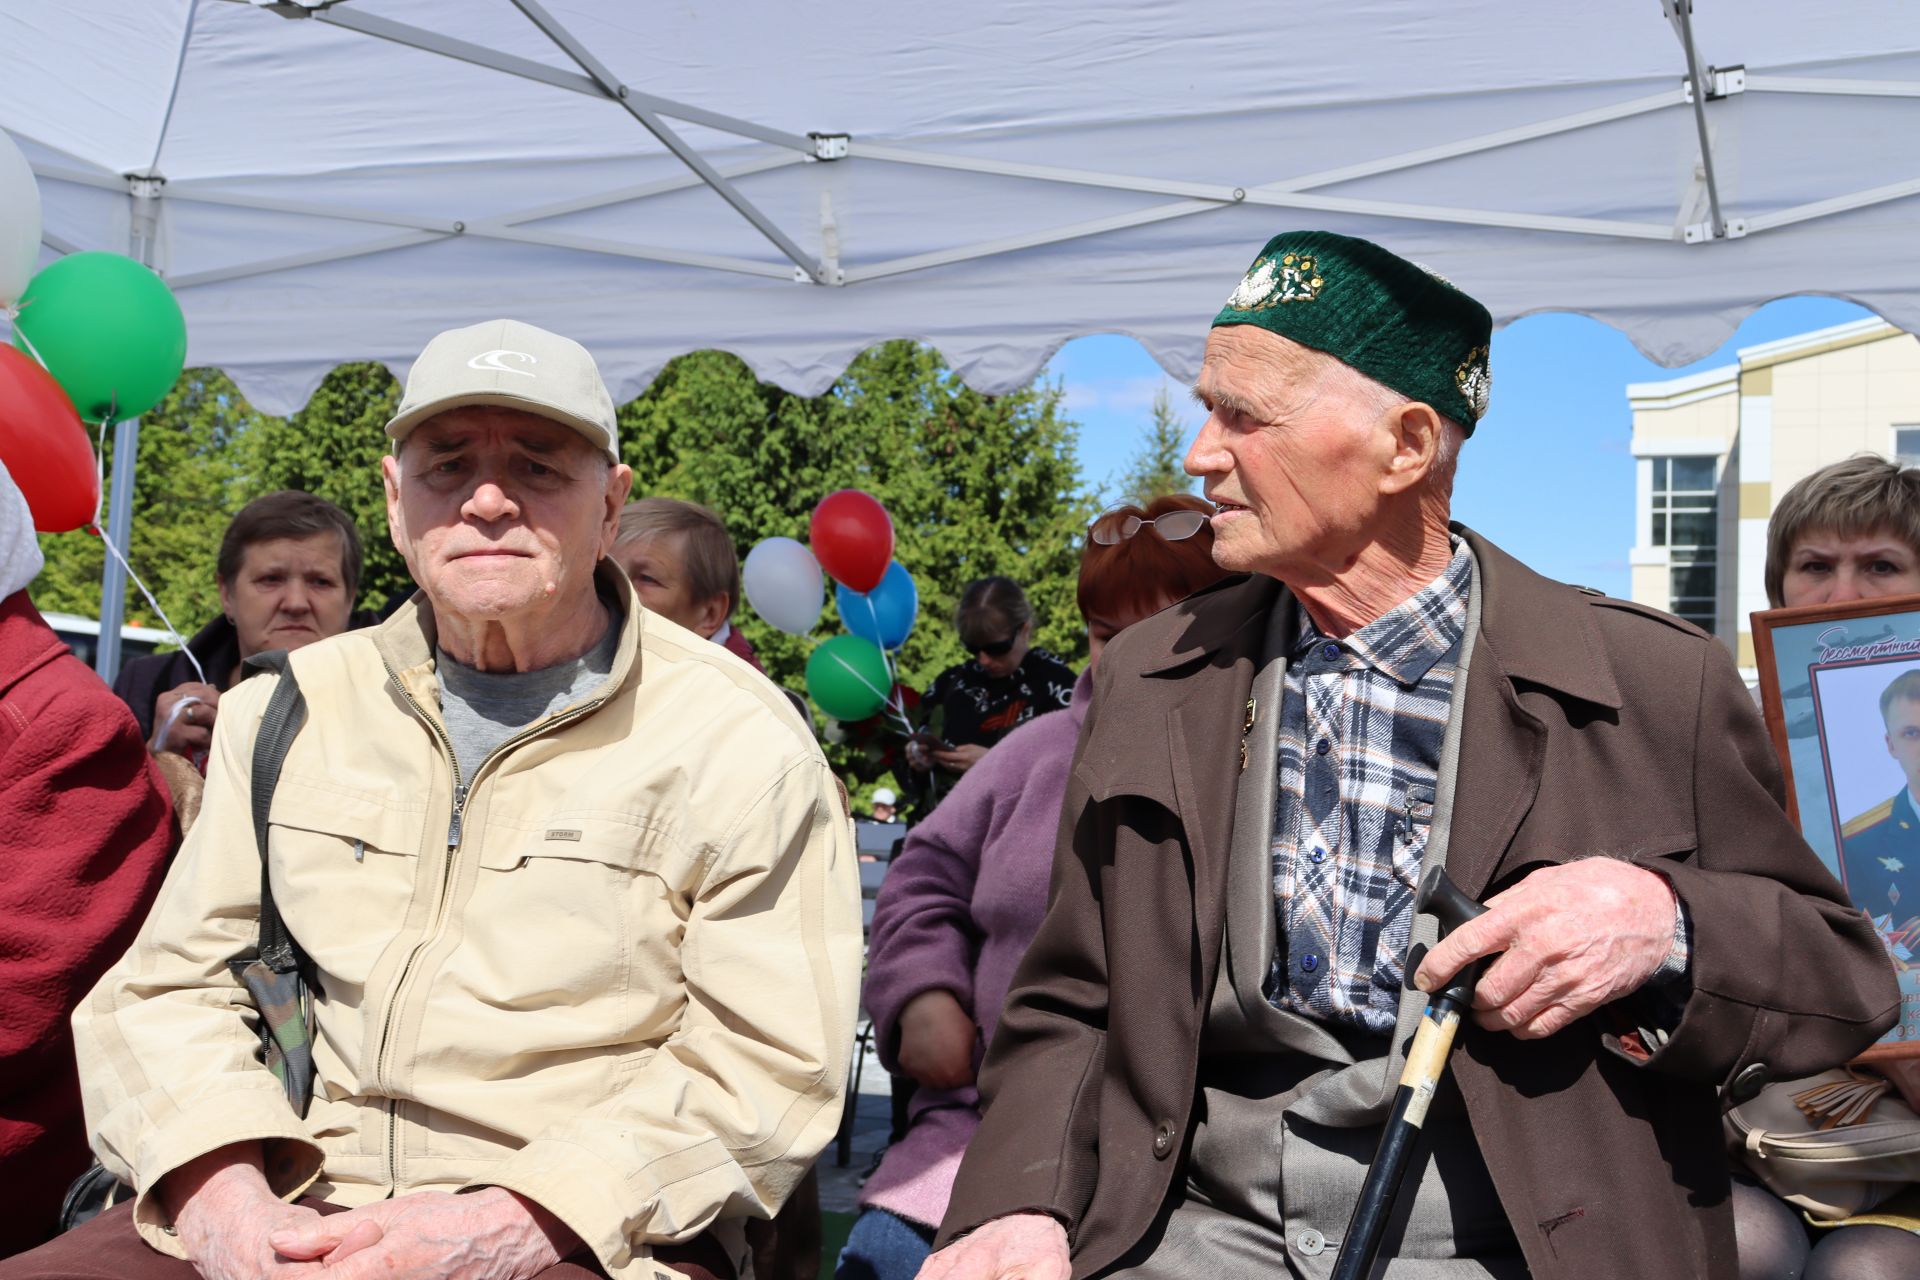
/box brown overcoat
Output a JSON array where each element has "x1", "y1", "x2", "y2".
[{"x1": 938, "y1": 527, "x2": 1899, "y2": 1280}]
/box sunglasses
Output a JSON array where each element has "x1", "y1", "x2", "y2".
[
  {"x1": 1089, "y1": 508, "x2": 1211, "y2": 546},
  {"x1": 970, "y1": 632, "x2": 1021, "y2": 659}
]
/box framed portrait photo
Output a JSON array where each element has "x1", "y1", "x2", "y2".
[{"x1": 1754, "y1": 593, "x2": 1920, "y2": 1060}]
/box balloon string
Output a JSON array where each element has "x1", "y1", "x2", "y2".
[
  {"x1": 92, "y1": 518, "x2": 206, "y2": 684},
  {"x1": 84, "y1": 393, "x2": 201, "y2": 683}
]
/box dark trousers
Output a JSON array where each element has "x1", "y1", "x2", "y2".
[{"x1": 0, "y1": 1200, "x2": 732, "y2": 1280}]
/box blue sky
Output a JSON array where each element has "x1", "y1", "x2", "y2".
[{"x1": 1050, "y1": 297, "x2": 1878, "y2": 597}]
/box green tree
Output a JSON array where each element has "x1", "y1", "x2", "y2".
[
  {"x1": 240, "y1": 361, "x2": 411, "y2": 610},
  {"x1": 33, "y1": 369, "x2": 260, "y2": 640},
  {"x1": 1118, "y1": 383, "x2": 1196, "y2": 507},
  {"x1": 620, "y1": 341, "x2": 1096, "y2": 787},
  {"x1": 31, "y1": 343, "x2": 1096, "y2": 800}
]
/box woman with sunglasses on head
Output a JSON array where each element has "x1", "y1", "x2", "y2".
[{"x1": 840, "y1": 494, "x2": 1227, "y2": 1280}]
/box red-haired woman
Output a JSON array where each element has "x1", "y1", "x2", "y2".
[{"x1": 841, "y1": 494, "x2": 1228, "y2": 1280}]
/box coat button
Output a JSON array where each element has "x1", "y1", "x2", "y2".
[
  {"x1": 1730, "y1": 1063, "x2": 1771, "y2": 1102},
  {"x1": 1320, "y1": 642, "x2": 1340, "y2": 661},
  {"x1": 1295, "y1": 1228, "x2": 1327, "y2": 1256},
  {"x1": 1152, "y1": 1120, "x2": 1176, "y2": 1159}
]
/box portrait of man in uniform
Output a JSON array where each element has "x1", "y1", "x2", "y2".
[{"x1": 1839, "y1": 667, "x2": 1920, "y2": 955}]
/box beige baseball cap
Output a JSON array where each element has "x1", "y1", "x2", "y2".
[{"x1": 384, "y1": 318, "x2": 619, "y2": 462}]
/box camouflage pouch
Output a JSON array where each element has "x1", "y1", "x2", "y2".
[{"x1": 228, "y1": 649, "x2": 314, "y2": 1117}]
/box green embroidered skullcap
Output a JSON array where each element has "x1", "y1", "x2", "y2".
[{"x1": 1212, "y1": 230, "x2": 1493, "y2": 433}]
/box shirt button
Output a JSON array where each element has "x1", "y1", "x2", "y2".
[
  {"x1": 1152, "y1": 1120, "x2": 1177, "y2": 1159},
  {"x1": 1301, "y1": 953, "x2": 1319, "y2": 973},
  {"x1": 1315, "y1": 738, "x2": 1331, "y2": 756},
  {"x1": 1320, "y1": 642, "x2": 1340, "y2": 661},
  {"x1": 1296, "y1": 1228, "x2": 1327, "y2": 1256},
  {"x1": 1310, "y1": 847, "x2": 1326, "y2": 864}
]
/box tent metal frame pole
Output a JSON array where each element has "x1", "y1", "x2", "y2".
[
  {"x1": 1664, "y1": 0, "x2": 1729, "y2": 240},
  {"x1": 155, "y1": 154, "x2": 810, "y2": 289},
  {"x1": 94, "y1": 418, "x2": 140, "y2": 683},
  {"x1": 1745, "y1": 76, "x2": 1920, "y2": 99},
  {"x1": 504, "y1": 0, "x2": 831, "y2": 283},
  {"x1": 276, "y1": 3, "x2": 817, "y2": 153},
  {"x1": 167, "y1": 230, "x2": 450, "y2": 290},
  {"x1": 854, "y1": 88, "x2": 1685, "y2": 204},
  {"x1": 1745, "y1": 176, "x2": 1920, "y2": 235},
  {"x1": 260, "y1": 0, "x2": 831, "y2": 282},
  {"x1": 94, "y1": 173, "x2": 164, "y2": 683}
]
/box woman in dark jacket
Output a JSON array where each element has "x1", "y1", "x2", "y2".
[{"x1": 112, "y1": 490, "x2": 365, "y2": 770}]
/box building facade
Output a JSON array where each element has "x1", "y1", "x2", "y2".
[{"x1": 1627, "y1": 318, "x2": 1920, "y2": 680}]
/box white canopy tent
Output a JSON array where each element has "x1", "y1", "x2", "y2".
[{"x1": 2, "y1": 0, "x2": 1917, "y2": 674}]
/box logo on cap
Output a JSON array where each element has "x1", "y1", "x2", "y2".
[
  {"x1": 467, "y1": 349, "x2": 538, "y2": 378},
  {"x1": 1224, "y1": 253, "x2": 1322, "y2": 311}
]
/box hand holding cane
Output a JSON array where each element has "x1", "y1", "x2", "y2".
[{"x1": 1330, "y1": 866, "x2": 1489, "y2": 1280}]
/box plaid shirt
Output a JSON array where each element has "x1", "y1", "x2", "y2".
[{"x1": 1269, "y1": 544, "x2": 1473, "y2": 1034}]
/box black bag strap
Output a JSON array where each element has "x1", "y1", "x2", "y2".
[{"x1": 245, "y1": 650, "x2": 307, "y2": 974}]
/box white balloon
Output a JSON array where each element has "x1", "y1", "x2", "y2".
[
  {"x1": 0, "y1": 129, "x2": 41, "y2": 307},
  {"x1": 743, "y1": 536, "x2": 825, "y2": 635}
]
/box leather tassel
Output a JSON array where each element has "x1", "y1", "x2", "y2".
[{"x1": 1793, "y1": 1071, "x2": 1892, "y2": 1130}]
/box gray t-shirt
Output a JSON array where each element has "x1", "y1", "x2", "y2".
[{"x1": 434, "y1": 608, "x2": 620, "y2": 785}]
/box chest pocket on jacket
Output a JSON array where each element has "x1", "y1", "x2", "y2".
[
  {"x1": 267, "y1": 779, "x2": 426, "y2": 989},
  {"x1": 464, "y1": 815, "x2": 692, "y2": 1035}
]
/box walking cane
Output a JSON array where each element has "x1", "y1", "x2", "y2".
[{"x1": 1330, "y1": 865, "x2": 1489, "y2": 1280}]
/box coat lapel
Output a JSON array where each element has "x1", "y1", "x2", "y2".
[
  {"x1": 1095, "y1": 575, "x2": 1279, "y2": 975},
  {"x1": 1446, "y1": 527, "x2": 1625, "y2": 899}
]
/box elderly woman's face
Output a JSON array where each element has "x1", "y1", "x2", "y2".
[
  {"x1": 1781, "y1": 528, "x2": 1920, "y2": 607},
  {"x1": 218, "y1": 532, "x2": 353, "y2": 659}
]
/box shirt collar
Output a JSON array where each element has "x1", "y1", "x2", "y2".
[{"x1": 1298, "y1": 542, "x2": 1473, "y2": 687}]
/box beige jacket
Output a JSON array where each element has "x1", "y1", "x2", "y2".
[{"x1": 75, "y1": 569, "x2": 862, "y2": 1280}]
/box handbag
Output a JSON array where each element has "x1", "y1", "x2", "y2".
[
  {"x1": 1725, "y1": 1066, "x2": 1920, "y2": 1222},
  {"x1": 58, "y1": 652, "x2": 313, "y2": 1231}
]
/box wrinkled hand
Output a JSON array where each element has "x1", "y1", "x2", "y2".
[
  {"x1": 268, "y1": 1188, "x2": 580, "y2": 1280},
  {"x1": 1413, "y1": 858, "x2": 1677, "y2": 1039},
  {"x1": 154, "y1": 681, "x2": 222, "y2": 755},
  {"x1": 163, "y1": 1147, "x2": 327, "y2": 1280},
  {"x1": 917, "y1": 1212, "x2": 1070, "y2": 1280},
  {"x1": 932, "y1": 743, "x2": 988, "y2": 774},
  {"x1": 898, "y1": 989, "x2": 977, "y2": 1090}
]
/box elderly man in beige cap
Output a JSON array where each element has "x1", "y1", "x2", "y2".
[{"x1": 6, "y1": 320, "x2": 861, "y2": 1280}]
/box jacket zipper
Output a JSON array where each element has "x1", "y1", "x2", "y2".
[
  {"x1": 370, "y1": 654, "x2": 607, "y2": 1191},
  {"x1": 374, "y1": 656, "x2": 466, "y2": 1193}
]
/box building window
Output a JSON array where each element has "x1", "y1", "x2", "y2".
[
  {"x1": 1651, "y1": 455, "x2": 1717, "y2": 634},
  {"x1": 1896, "y1": 426, "x2": 1920, "y2": 466}
]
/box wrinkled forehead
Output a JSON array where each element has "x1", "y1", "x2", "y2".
[
  {"x1": 234, "y1": 531, "x2": 347, "y2": 576},
  {"x1": 1194, "y1": 324, "x2": 1337, "y2": 414},
  {"x1": 402, "y1": 405, "x2": 596, "y2": 461},
  {"x1": 1794, "y1": 525, "x2": 1920, "y2": 559}
]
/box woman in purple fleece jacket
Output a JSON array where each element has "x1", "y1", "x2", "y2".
[{"x1": 840, "y1": 495, "x2": 1229, "y2": 1280}]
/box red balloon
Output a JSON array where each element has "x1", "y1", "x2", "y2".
[
  {"x1": 0, "y1": 345, "x2": 98, "y2": 532},
  {"x1": 810, "y1": 490, "x2": 894, "y2": 593}
]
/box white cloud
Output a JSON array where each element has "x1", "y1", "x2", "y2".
[{"x1": 1060, "y1": 374, "x2": 1180, "y2": 420}]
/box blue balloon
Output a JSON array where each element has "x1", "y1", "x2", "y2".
[{"x1": 837, "y1": 560, "x2": 918, "y2": 651}]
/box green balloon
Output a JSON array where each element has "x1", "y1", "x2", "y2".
[
  {"x1": 12, "y1": 252, "x2": 187, "y2": 423},
  {"x1": 806, "y1": 634, "x2": 892, "y2": 722}
]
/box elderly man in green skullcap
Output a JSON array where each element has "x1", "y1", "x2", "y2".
[{"x1": 916, "y1": 232, "x2": 1894, "y2": 1280}]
